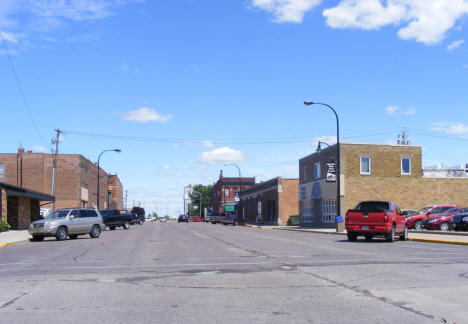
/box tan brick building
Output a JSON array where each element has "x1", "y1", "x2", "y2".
[
  {"x1": 0, "y1": 147, "x2": 123, "y2": 211},
  {"x1": 299, "y1": 142, "x2": 468, "y2": 228},
  {"x1": 240, "y1": 177, "x2": 299, "y2": 226}
]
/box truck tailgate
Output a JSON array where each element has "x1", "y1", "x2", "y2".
[{"x1": 346, "y1": 210, "x2": 386, "y2": 224}]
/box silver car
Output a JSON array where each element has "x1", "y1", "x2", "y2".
[{"x1": 28, "y1": 208, "x2": 106, "y2": 241}]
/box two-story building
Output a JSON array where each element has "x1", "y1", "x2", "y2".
[
  {"x1": 299, "y1": 142, "x2": 468, "y2": 228},
  {"x1": 210, "y1": 170, "x2": 255, "y2": 214}
]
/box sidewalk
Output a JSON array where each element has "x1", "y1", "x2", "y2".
[
  {"x1": 247, "y1": 224, "x2": 468, "y2": 245},
  {"x1": 0, "y1": 230, "x2": 31, "y2": 248}
]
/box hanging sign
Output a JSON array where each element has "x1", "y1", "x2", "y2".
[{"x1": 326, "y1": 162, "x2": 336, "y2": 182}]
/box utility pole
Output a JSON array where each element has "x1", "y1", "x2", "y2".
[{"x1": 50, "y1": 129, "x2": 62, "y2": 211}]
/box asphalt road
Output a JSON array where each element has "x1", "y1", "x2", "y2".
[{"x1": 1, "y1": 221, "x2": 467, "y2": 323}]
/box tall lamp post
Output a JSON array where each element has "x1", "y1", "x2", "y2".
[
  {"x1": 304, "y1": 101, "x2": 341, "y2": 230},
  {"x1": 223, "y1": 163, "x2": 242, "y2": 221},
  {"x1": 97, "y1": 149, "x2": 121, "y2": 209}
]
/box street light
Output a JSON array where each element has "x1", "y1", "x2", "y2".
[
  {"x1": 223, "y1": 163, "x2": 242, "y2": 222},
  {"x1": 304, "y1": 101, "x2": 341, "y2": 229},
  {"x1": 97, "y1": 149, "x2": 121, "y2": 209}
]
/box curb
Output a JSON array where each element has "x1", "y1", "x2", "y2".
[
  {"x1": 0, "y1": 242, "x2": 14, "y2": 248},
  {"x1": 408, "y1": 238, "x2": 468, "y2": 246}
]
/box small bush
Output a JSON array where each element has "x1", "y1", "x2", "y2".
[{"x1": 0, "y1": 221, "x2": 11, "y2": 232}]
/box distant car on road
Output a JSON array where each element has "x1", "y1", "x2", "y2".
[
  {"x1": 178, "y1": 215, "x2": 188, "y2": 223},
  {"x1": 221, "y1": 214, "x2": 245, "y2": 226},
  {"x1": 191, "y1": 216, "x2": 203, "y2": 222},
  {"x1": 159, "y1": 216, "x2": 166, "y2": 222},
  {"x1": 145, "y1": 217, "x2": 154, "y2": 222},
  {"x1": 204, "y1": 213, "x2": 212, "y2": 223}
]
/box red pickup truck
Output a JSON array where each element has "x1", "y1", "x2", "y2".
[{"x1": 345, "y1": 201, "x2": 408, "y2": 242}]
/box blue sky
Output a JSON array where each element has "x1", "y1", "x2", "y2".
[{"x1": 1, "y1": 0, "x2": 468, "y2": 215}]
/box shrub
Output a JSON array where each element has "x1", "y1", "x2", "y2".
[{"x1": 0, "y1": 221, "x2": 11, "y2": 232}]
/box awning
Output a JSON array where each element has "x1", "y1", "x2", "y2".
[{"x1": 1, "y1": 182, "x2": 55, "y2": 201}]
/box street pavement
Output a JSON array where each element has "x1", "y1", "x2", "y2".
[{"x1": 2, "y1": 225, "x2": 468, "y2": 247}]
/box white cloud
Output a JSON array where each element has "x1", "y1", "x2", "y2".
[
  {"x1": 404, "y1": 108, "x2": 416, "y2": 115},
  {"x1": 252, "y1": 0, "x2": 468, "y2": 45},
  {"x1": 121, "y1": 108, "x2": 172, "y2": 123},
  {"x1": 66, "y1": 33, "x2": 100, "y2": 42},
  {"x1": 250, "y1": 0, "x2": 323, "y2": 23},
  {"x1": 0, "y1": 31, "x2": 19, "y2": 43},
  {"x1": 445, "y1": 123, "x2": 468, "y2": 134},
  {"x1": 197, "y1": 147, "x2": 249, "y2": 165},
  {"x1": 447, "y1": 39, "x2": 464, "y2": 50},
  {"x1": 32, "y1": 145, "x2": 47, "y2": 153},
  {"x1": 385, "y1": 105, "x2": 399, "y2": 114},
  {"x1": 201, "y1": 140, "x2": 213, "y2": 148}
]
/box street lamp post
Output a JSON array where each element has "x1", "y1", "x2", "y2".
[
  {"x1": 97, "y1": 149, "x2": 121, "y2": 209},
  {"x1": 304, "y1": 101, "x2": 341, "y2": 230},
  {"x1": 223, "y1": 163, "x2": 242, "y2": 222}
]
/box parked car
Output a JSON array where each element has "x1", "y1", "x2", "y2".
[
  {"x1": 405, "y1": 205, "x2": 456, "y2": 230},
  {"x1": 210, "y1": 212, "x2": 227, "y2": 224},
  {"x1": 178, "y1": 215, "x2": 189, "y2": 223},
  {"x1": 99, "y1": 209, "x2": 134, "y2": 230},
  {"x1": 191, "y1": 216, "x2": 203, "y2": 222},
  {"x1": 451, "y1": 212, "x2": 468, "y2": 231},
  {"x1": 145, "y1": 217, "x2": 154, "y2": 222},
  {"x1": 159, "y1": 216, "x2": 166, "y2": 222},
  {"x1": 422, "y1": 207, "x2": 468, "y2": 231},
  {"x1": 221, "y1": 214, "x2": 246, "y2": 226},
  {"x1": 345, "y1": 201, "x2": 407, "y2": 242},
  {"x1": 204, "y1": 213, "x2": 212, "y2": 223},
  {"x1": 401, "y1": 209, "x2": 418, "y2": 216},
  {"x1": 129, "y1": 212, "x2": 144, "y2": 225},
  {"x1": 28, "y1": 208, "x2": 106, "y2": 241}
]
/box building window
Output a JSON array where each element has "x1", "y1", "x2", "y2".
[
  {"x1": 0, "y1": 164, "x2": 4, "y2": 178},
  {"x1": 322, "y1": 198, "x2": 336, "y2": 223},
  {"x1": 225, "y1": 188, "x2": 230, "y2": 197},
  {"x1": 108, "y1": 190, "x2": 112, "y2": 199},
  {"x1": 301, "y1": 200, "x2": 312, "y2": 223},
  {"x1": 314, "y1": 163, "x2": 321, "y2": 179},
  {"x1": 360, "y1": 156, "x2": 371, "y2": 174},
  {"x1": 401, "y1": 158, "x2": 411, "y2": 175}
]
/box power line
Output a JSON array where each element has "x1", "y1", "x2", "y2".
[{"x1": 1, "y1": 30, "x2": 48, "y2": 148}]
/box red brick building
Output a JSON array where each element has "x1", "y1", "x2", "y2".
[
  {"x1": 240, "y1": 177, "x2": 299, "y2": 225},
  {"x1": 107, "y1": 174, "x2": 123, "y2": 209},
  {"x1": 210, "y1": 170, "x2": 255, "y2": 214},
  {"x1": 0, "y1": 147, "x2": 123, "y2": 211}
]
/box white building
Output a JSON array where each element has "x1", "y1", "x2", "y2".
[{"x1": 184, "y1": 184, "x2": 200, "y2": 214}]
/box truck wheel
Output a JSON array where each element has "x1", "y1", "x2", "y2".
[
  {"x1": 386, "y1": 225, "x2": 395, "y2": 242},
  {"x1": 399, "y1": 225, "x2": 408, "y2": 241},
  {"x1": 347, "y1": 232, "x2": 357, "y2": 242},
  {"x1": 109, "y1": 227, "x2": 116, "y2": 230},
  {"x1": 90, "y1": 225, "x2": 101, "y2": 238},
  {"x1": 414, "y1": 221, "x2": 422, "y2": 231},
  {"x1": 139, "y1": 219, "x2": 143, "y2": 225},
  {"x1": 364, "y1": 234, "x2": 373, "y2": 241},
  {"x1": 32, "y1": 235, "x2": 44, "y2": 242},
  {"x1": 55, "y1": 226, "x2": 68, "y2": 241},
  {"x1": 439, "y1": 222, "x2": 449, "y2": 231},
  {"x1": 123, "y1": 221, "x2": 130, "y2": 230}
]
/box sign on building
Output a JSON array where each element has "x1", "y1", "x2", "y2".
[{"x1": 326, "y1": 162, "x2": 336, "y2": 182}]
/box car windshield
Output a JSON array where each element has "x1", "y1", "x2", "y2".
[
  {"x1": 416, "y1": 207, "x2": 431, "y2": 215},
  {"x1": 46, "y1": 210, "x2": 70, "y2": 219},
  {"x1": 440, "y1": 208, "x2": 458, "y2": 216}
]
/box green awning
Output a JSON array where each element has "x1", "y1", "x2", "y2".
[{"x1": 224, "y1": 206, "x2": 235, "y2": 212}]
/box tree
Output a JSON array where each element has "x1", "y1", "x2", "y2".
[{"x1": 189, "y1": 184, "x2": 211, "y2": 217}]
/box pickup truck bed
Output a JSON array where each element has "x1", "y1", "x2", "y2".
[{"x1": 345, "y1": 201, "x2": 408, "y2": 243}]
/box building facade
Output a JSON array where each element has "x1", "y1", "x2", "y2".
[
  {"x1": 210, "y1": 170, "x2": 255, "y2": 214},
  {"x1": 299, "y1": 142, "x2": 468, "y2": 228},
  {"x1": 240, "y1": 177, "x2": 299, "y2": 225},
  {"x1": 184, "y1": 184, "x2": 200, "y2": 215},
  {"x1": 108, "y1": 174, "x2": 123, "y2": 209},
  {"x1": 0, "y1": 147, "x2": 123, "y2": 211}
]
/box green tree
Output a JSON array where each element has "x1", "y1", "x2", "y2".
[{"x1": 189, "y1": 184, "x2": 211, "y2": 217}]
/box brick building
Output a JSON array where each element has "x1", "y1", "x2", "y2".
[
  {"x1": 1, "y1": 182, "x2": 55, "y2": 230},
  {"x1": 210, "y1": 170, "x2": 255, "y2": 214},
  {"x1": 0, "y1": 147, "x2": 123, "y2": 211},
  {"x1": 299, "y1": 142, "x2": 468, "y2": 228},
  {"x1": 240, "y1": 177, "x2": 299, "y2": 225},
  {"x1": 108, "y1": 174, "x2": 123, "y2": 209}
]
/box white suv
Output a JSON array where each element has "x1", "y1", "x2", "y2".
[{"x1": 28, "y1": 208, "x2": 106, "y2": 241}]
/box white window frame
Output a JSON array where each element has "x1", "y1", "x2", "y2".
[
  {"x1": 360, "y1": 156, "x2": 371, "y2": 175},
  {"x1": 322, "y1": 198, "x2": 336, "y2": 223},
  {"x1": 314, "y1": 162, "x2": 321, "y2": 179},
  {"x1": 0, "y1": 164, "x2": 4, "y2": 178},
  {"x1": 301, "y1": 200, "x2": 312, "y2": 223},
  {"x1": 401, "y1": 157, "x2": 411, "y2": 175}
]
